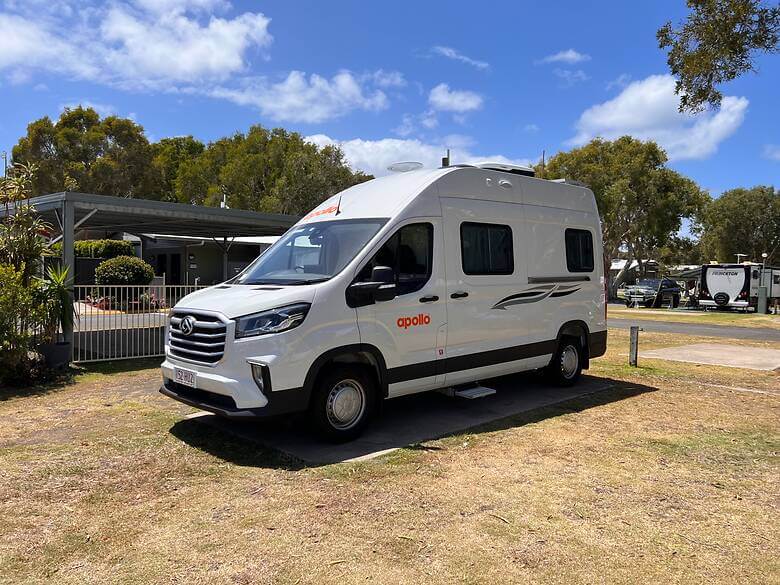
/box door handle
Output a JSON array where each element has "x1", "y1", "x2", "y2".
[
  {"x1": 419, "y1": 295, "x2": 439, "y2": 303},
  {"x1": 450, "y1": 291, "x2": 469, "y2": 299}
]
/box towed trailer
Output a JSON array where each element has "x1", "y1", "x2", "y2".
[{"x1": 698, "y1": 263, "x2": 780, "y2": 311}]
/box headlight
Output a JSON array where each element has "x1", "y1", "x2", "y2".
[{"x1": 235, "y1": 303, "x2": 311, "y2": 338}]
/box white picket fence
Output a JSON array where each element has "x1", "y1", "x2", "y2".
[{"x1": 72, "y1": 284, "x2": 207, "y2": 363}]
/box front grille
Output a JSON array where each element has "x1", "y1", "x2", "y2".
[{"x1": 169, "y1": 311, "x2": 227, "y2": 365}]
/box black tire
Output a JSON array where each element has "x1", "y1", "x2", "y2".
[
  {"x1": 624, "y1": 299, "x2": 631, "y2": 307},
  {"x1": 308, "y1": 365, "x2": 376, "y2": 442},
  {"x1": 545, "y1": 337, "x2": 583, "y2": 387}
]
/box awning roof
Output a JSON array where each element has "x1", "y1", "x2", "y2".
[{"x1": 1, "y1": 192, "x2": 298, "y2": 238}]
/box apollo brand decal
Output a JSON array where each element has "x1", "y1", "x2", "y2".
[
  {"x1": 397, "y1": 314, "x2": 431, "y2": 329},
  {"x1": 303, "y1": 204, "x2": 339, "y2": 221}
]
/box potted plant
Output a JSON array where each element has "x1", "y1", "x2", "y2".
[{"x1": 34, "y1": 265, "x2": 76, "y2": 369}]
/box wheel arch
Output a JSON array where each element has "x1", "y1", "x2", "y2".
[
  {"x1": 303, "y1": 344, "x2": 389, "y2": 403},
  {"x1": 555, "y1": 320, "x2": 590, "y2": 368}
]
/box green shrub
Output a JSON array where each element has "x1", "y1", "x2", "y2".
[
  {"x1": 0, "y1": 264, "x2": 36, "y2": 385},
  {"x1": 51, "y1": 239, "x2": 135, "y2": 259},
  {"x1": 95, "y1": 256, "x2": 155, "y2": 285}
]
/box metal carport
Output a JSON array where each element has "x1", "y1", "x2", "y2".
[{"x1": 1, "y1": 192, "x2": 298, "y2": 347}]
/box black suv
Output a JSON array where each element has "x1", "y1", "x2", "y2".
[{"x1": 623, "y1": 278, "x2": 682, "y2": 308}]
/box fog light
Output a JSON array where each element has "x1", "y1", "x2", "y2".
[{"x1": 250, "y1": 363, "x2": 266, "y2": 392}]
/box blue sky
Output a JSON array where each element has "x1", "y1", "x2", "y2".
[{"x1": 1, "y1": 0, "x2": 778, "y2": 195}]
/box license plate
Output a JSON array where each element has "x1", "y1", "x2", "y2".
[{"x1": 174, "y1": 367, "x2": 197, "y2": 388}]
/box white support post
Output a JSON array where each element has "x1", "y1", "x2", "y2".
[{"x1": 62, "y1": 199, "x2": 75, "y2": 346}]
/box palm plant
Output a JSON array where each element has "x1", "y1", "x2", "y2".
[{"x1": 34, "y1": 265, "x2": 76, "y2": 345}]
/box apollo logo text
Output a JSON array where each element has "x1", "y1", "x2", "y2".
[
  {"x1": 303, "y1": 204, "x2": 339, "y2": 221},
  {"x1": 396, "y1": 314, "x2": 431, "y2": 329}
]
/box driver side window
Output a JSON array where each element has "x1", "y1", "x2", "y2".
[{"x1": 358, "y1": 223, "x2": 433, "y2": 296}]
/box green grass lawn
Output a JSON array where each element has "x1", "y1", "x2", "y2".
[{"x1": 608, "y1": 304, "x2": 780, "y2": 329}]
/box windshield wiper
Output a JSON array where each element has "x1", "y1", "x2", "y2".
[
  {"x1": 239, "y1": 277, "x2": 330, "y2": 286},
  {"x1": 285, "y1": 277, "x2": 329, "y2": 285}
]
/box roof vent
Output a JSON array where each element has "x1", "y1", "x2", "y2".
[
  {"x1": 549, "y1": 178, "x2": 589, "y2": 187},
  {"x1": 472, "y1": 162, "x2": 535, "y2": 177},
  {"x1": 387, "y1": 161, "x2": 424, "y2": 173}
]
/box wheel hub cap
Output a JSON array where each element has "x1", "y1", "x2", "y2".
[
  {"x1": 326, "y1": 380, "x2": 365, "y2": 430},
  {"x1": 561, "y1": 345, "x2": 578, "y2": 378}
]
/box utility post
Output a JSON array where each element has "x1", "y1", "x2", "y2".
[
  {"x1": 758, "y1": 252, "x2": 769, "y2": 314},
  {"x1": 629, "y1": 326, "x2": 641, "y2": 367}
]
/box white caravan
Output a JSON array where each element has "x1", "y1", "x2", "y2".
[
  {"x1": 698, "y1": 263, "x2": 780, "y2": 310},
  {"x1": 160, "y1": 163, "x2": 608, "y2": 440}
]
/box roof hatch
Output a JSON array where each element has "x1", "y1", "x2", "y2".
[{"x1": 473, "y1": 162, "x2": 535, "y2": 177}]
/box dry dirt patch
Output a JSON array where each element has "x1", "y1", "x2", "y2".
[{"x1": 0, "y1": 332, "x2": 778, "y2": 584}]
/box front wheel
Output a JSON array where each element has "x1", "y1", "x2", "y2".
[
  {"x1": 545, "y1": 337, "x2": 583, "y2": 387},
  {"x1": 309, "y1": 366, "x2": 376, "y2": 442}
]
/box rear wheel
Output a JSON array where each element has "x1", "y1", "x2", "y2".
[
  {"x1": 309, "y1": 365, "x2": 376, "y2": 442},
  {"x1": 545, "y1": 337, "x2": 583, "y2": 387}
]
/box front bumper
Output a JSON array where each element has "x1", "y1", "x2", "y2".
[
  {"x1": 160, "y1": 378, "x2": 310, "y2": 419},
  {"x1": 699, "y1": 299, "x2": 749, "y2": 308}
]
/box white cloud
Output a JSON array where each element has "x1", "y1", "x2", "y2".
[
  {"x1": 306, "y1": 134, "x2": 531, "y2": 178},
  {"x1": 132, "y1": 0, "x2": 230, "y2": 15},
  {"x1": 764, "y1": 145, "x2": 780, "y2": 161},
  {"x1": 538, "y1": 49, "x2": 591, "y2": 65},
  {"x1": 100, "y1": 6, "x2": 271, "y2": 86},
  {"x1": 372, "y1": 69, "x2": 406, "y2": 88},
  {"x1": 420, "y1": 110, "x2": 438, "y2": 129},
  {"x1": 428, "y1": 83, "x2": 483, "y2": 113},
  {"x1": 211, "y1": 70, "x2": 388, "y2": 123},
  {"x1": 569, "y1": 74, "x2": 748, "y2": 161},
  {"x1": 0, "y1": 3, "x2": 400, "y2": 122},
  {"x1": 553, "y1": 69, "x2": 589, "y2": 87},
  {"x1": 0, "y1": 13, "x2": 100, "y2": 80},
  {"x1": 606, "y1": 73, "x2": 631, "y2": 91},
  {"x1": 431, "y1": 46, "x2": 489, "y2": 70},
  {"x1": 524, "y1": 123, "x2": 539, "y2": 133},
  {"x1": 0, "y1": 2, "x2": 272, "y2": 88}
]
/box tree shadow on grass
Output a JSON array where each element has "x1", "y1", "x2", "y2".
[
  {"x1": 168, "y1": 373, "x2": 657, "y2": 470},
  {"x1": 0, "y1": 357, "x2": 162, "y2": 401}
]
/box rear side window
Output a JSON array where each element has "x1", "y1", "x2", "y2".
[
  {"x1": 460, "y1": 222, "x2": 514, "y2": 275},
  {"x1": 357, "y1": 223, "x2": 433, "y2": 295},
  {"x1": 565, "y1": 229, "x2": 594, "y2": 272}
]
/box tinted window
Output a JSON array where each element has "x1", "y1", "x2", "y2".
[
  {"x1": 460, "y1": 222, "x2": 514, "y2": 275},
  {"x1": 565, "y1": 229, "x2": 594, "y2": 272},
  {"x1": 358, "y1": 223, "x2": 433, "y2": 295}
]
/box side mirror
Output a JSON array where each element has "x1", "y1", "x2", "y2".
[
  {"x1": 345, "y1": 265, "x2": 397, "y2": 307},
  {"x1": 373, "y1": 283, "x2": 397, "y2": 302},
  {"x1": 371, "y1": 265, "x2": 394, "y2": 284},
  {"x1": 370, "y1": 266, "x2": 396, "y2": 302}
]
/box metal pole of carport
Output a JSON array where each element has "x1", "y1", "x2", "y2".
[
  {"x1": 61, "y1": 197, "x2": 75, "y2": 347},
  {"x1": 222, "y1": 237, "x2": 229, "y2": 282}
]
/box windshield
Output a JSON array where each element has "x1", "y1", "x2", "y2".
[{"x1": 231, "y1": 219, "x2": 387, "y2": 285}]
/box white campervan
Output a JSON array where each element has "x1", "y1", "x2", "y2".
[{"x1": 160, "y1": 163, "x2": 607, "y2": 440}]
